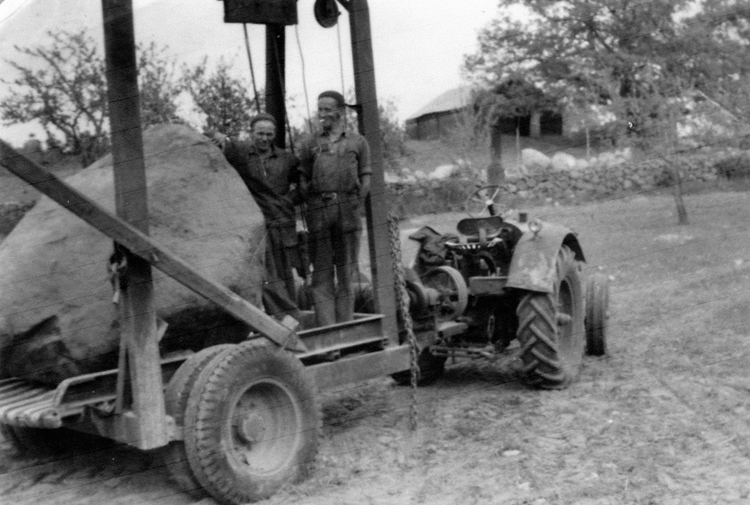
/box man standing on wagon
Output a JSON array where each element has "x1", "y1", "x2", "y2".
[
  {"x1": 298, "y1": 90, "x2": 371, "y2": 327},
  {"x1": 207, "y1": 113, "x2": 302, "y2": 321}
]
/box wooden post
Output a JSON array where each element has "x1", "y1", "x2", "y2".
[
  {"x1": 266, "y1": 23, "x2": 286, "y2": 148},
  {"x1": 348, "y1": 0, "x2": 398, "y2": 344},
  {"x1": 101, "y1": 0, "x2": 168, "y2": 450}
]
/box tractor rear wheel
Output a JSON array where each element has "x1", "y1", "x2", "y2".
[
  {"x1": 184, "y1": 341, "x2": 321, "y2": 505},
  {"x1": 162, "y1": 344, "x2": 234, "y2": 498},
  {"x1": 585, "y1": 273, "x2": 609, "y2": 356},
  {"x1": 516, "y1": 246, "x2": 585, "y2": 389}
]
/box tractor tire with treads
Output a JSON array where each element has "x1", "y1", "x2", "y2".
[
  {"x1": 516, "y1": 246, "x2": 585, "y2": 389},
  {"x1": 183, "y1": 341, "x2": 321, "y2": 505},
  {"x1": 162, "y1": 344, "x2": 234, "y2": 498},
  {"x1": 585, "y1": 273, "x2": 609, "y2": 356}
]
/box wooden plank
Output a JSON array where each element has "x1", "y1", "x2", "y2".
[{"x1": 0, "y1": 140, "x2": 305, "y2": 353}]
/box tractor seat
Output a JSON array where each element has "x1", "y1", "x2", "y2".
[{"x1": 456, "y1": 216, "x2": 505, "y2": 244}]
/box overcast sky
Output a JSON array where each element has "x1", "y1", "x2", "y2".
[{"x1": 0, "y1": 0, "x2": 502, "y2": 146}]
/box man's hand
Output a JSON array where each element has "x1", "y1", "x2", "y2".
[{"x1": 204, "y1": 129, "x2": 227, "y2": 149}]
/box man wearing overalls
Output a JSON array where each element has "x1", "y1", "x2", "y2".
[
  {"x1": 299, "y1": 91, "x2": 371, "y2": 327},
  {"x1": 208, "y1": 113, "x2": 302, "y2": 321}
]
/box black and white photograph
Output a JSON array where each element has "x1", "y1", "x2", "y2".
[{"x1": 1, "y1": 0, "x2": 750, "y2": 504}]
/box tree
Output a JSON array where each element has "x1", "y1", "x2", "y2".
[
  {"x1": 138, "y1": 42, "x2": 184, "y2": 127},
  {"x1": 0, "y1": 29, "x2": 184, "y2": 166},
  {"x1": 464, "y1": 0, "x2": 750, "y2": 147},
  {"x1": 181, "y1": 59, "x2": 259, "y2": 137},
  {"x1": 1, "y1": 30, "x2": 108, "y2": 163}
]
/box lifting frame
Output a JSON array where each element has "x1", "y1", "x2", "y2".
[{"x1": 0, "y1": 0, "x2": 412, "y2": 451}]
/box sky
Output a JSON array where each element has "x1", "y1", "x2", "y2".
[{"x1": 0, "y1": 0, "x2": 501, "y2": 146}]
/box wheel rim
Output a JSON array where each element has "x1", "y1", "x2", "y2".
[{"x1": 226, "y1": 379, "x2": 302, "y2": 476}]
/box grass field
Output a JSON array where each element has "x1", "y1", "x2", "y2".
[{"x1": 2, "y1": 188, "x2": 750, "y2": 504}]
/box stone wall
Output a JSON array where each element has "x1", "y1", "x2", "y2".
[{"x1": 387, "y1": 148, "x2": 743, "y2": 215}]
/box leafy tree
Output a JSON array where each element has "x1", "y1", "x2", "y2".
[
  {"x1": 138, "y1": 42, "x2": 184, "y2": 127},
  {"x1": 1, "y1": 30, "x2": 108, "y2": 163},
  {"x1": 181, "y1": 59, "x2": 259, "y2": 137},
  {"x1": 0, "y1": 29, "x2": 184, "y2": 166},
  {"x1": 464, "y1": 0, "x2": 750, "y2": 146}
]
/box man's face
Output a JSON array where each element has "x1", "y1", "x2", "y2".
[
  {"x1": 251, "y1": 120, "x2": 276, "y2": 152},
  {"x1": 317, "y1": 97, "x2": 342, "y2": 132}
]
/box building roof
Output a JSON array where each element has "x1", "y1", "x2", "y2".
[{"x1": 406, "y1": 87, "x2": 473, "y2": 121}]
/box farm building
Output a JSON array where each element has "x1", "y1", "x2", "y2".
[{"x1": 406, "y1": 84, "x2": 564, "y2": 140}]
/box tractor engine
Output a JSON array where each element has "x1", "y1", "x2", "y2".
[{"x1": 407, "y1": 216, "x2": 524, "y2": 348}]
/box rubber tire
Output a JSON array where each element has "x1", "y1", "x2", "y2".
[
  {"x1": 392, "y1": 347, "x2": 448, "y2": 387},
  {"x1": 585, "y1": 273, "x2": 609, "y2": 356},
  {"x1": 162, "y1": 344, "x2": 234, "y2": 498},
  {"x1": 184, "y1": 341, "x2": 321, "y2": 505},
  {"x1": 516, "y1": 246, "x2": 585, "y2": 389}
]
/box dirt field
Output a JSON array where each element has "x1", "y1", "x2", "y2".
[{"x1": 3, "y1": 188, "x2": 750, "y2": 504}]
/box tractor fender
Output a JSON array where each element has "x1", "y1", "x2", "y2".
[{"x1": 506, "y1": 221, "x2": 585, "y2": 293}]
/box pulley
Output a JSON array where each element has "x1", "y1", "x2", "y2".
[{"x1": 314, "y1": 0, "x2": 340, "y2": 28}]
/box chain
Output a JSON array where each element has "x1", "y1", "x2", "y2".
[{"x1": 388, "y1": 212, "x2": 419, "y2": 431}]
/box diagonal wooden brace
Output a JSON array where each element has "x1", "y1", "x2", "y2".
[{"x1": 0, "y1": 140, "x2": 306, "y2": 353}]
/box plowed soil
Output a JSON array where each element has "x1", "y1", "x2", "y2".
[{"x1": 2, "y1": 189, "x2": 750, "y2": 505}]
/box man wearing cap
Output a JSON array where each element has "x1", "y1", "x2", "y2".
[
  {"x1": 207, "y1": 113, "x2": 302, "y2": 321},
  {"x1": 298, "y1": 90, "x2": 371, "y2": 326}
]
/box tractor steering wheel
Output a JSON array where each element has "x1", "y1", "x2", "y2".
[{"x1": 465, "y1": 185, "x2": 503, "y2": 217}]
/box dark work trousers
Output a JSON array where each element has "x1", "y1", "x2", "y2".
[
  {"x1": 307, "y1": 194, "x2": 362, "y2": 327},
  {"x1": 262, "y1": 226, "x2": 301, "y2": 321}
]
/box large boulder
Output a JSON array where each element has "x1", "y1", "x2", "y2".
[
  {"x1": 521, "y1": 148, "x2": 551, "y2": 174},
  {"x1": 0, "y1": 124, "x2": 266, "y2": 384}
]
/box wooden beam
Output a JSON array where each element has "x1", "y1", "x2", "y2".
[
  {"x1": 348, "y1": 0, "x2": 399, "y2": 345},
  {"x1": 102, "y1": 0, "x2": 167, "y2": 451},
  {"x1": 0, "y1": 140, "x2": 306, "y2": 353}
]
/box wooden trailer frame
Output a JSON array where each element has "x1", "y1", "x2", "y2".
[{"x1": 0, "y1": 0, "x2": 412, "y2": 451}]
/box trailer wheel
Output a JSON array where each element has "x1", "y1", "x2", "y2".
[
  {"x1": 516, "y1": 246, "x2": 585, "y2": 389},
  {"x1": 585, "y1": 273, "x2": 609, "y2": 356},
  {"x1": 162, "y1": 344, "x2": 234, "y2": 498},
  {"x1": 184, "y1": 341, "x2": 321, "y2": 505},
  {"x1": 391, "y1": 347, "x2": 447, "y2": 386}
]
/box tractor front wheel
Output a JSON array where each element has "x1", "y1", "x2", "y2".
[
  {"x1": 585, "y1": 273, "x2": 610, "y2": 356},
  {"x1": 516, "y1": 246, "x2": 585, "y2": 389},
  {"x1": 183, "y1": 341, "x2": 321, "y2": 505}
]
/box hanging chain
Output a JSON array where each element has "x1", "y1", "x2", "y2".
[{"x1": 388, "y1": 212, "x2": 419, "y2": 431}]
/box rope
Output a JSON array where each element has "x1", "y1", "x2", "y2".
[
  {"x1": 242, "y1": 23, "x2": 262, "y2": 114},
  {"x1": 336, "y1": 21, "x2": 346, "y2": 96},
  {"x1": 294, "y1": 24, "x2": 314, "y2": 133}
]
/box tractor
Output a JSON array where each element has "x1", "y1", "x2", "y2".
[{"x1": 394, "y1": 185, "x2": 610, "y2": 389}]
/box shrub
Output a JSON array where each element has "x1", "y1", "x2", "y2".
[{"x1": 714, "y1": 153, "x2": 750, "y2": 180}]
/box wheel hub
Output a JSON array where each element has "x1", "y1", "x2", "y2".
[{"x1": 236, "y1": 412, "x2": 265, "y2": 445}]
